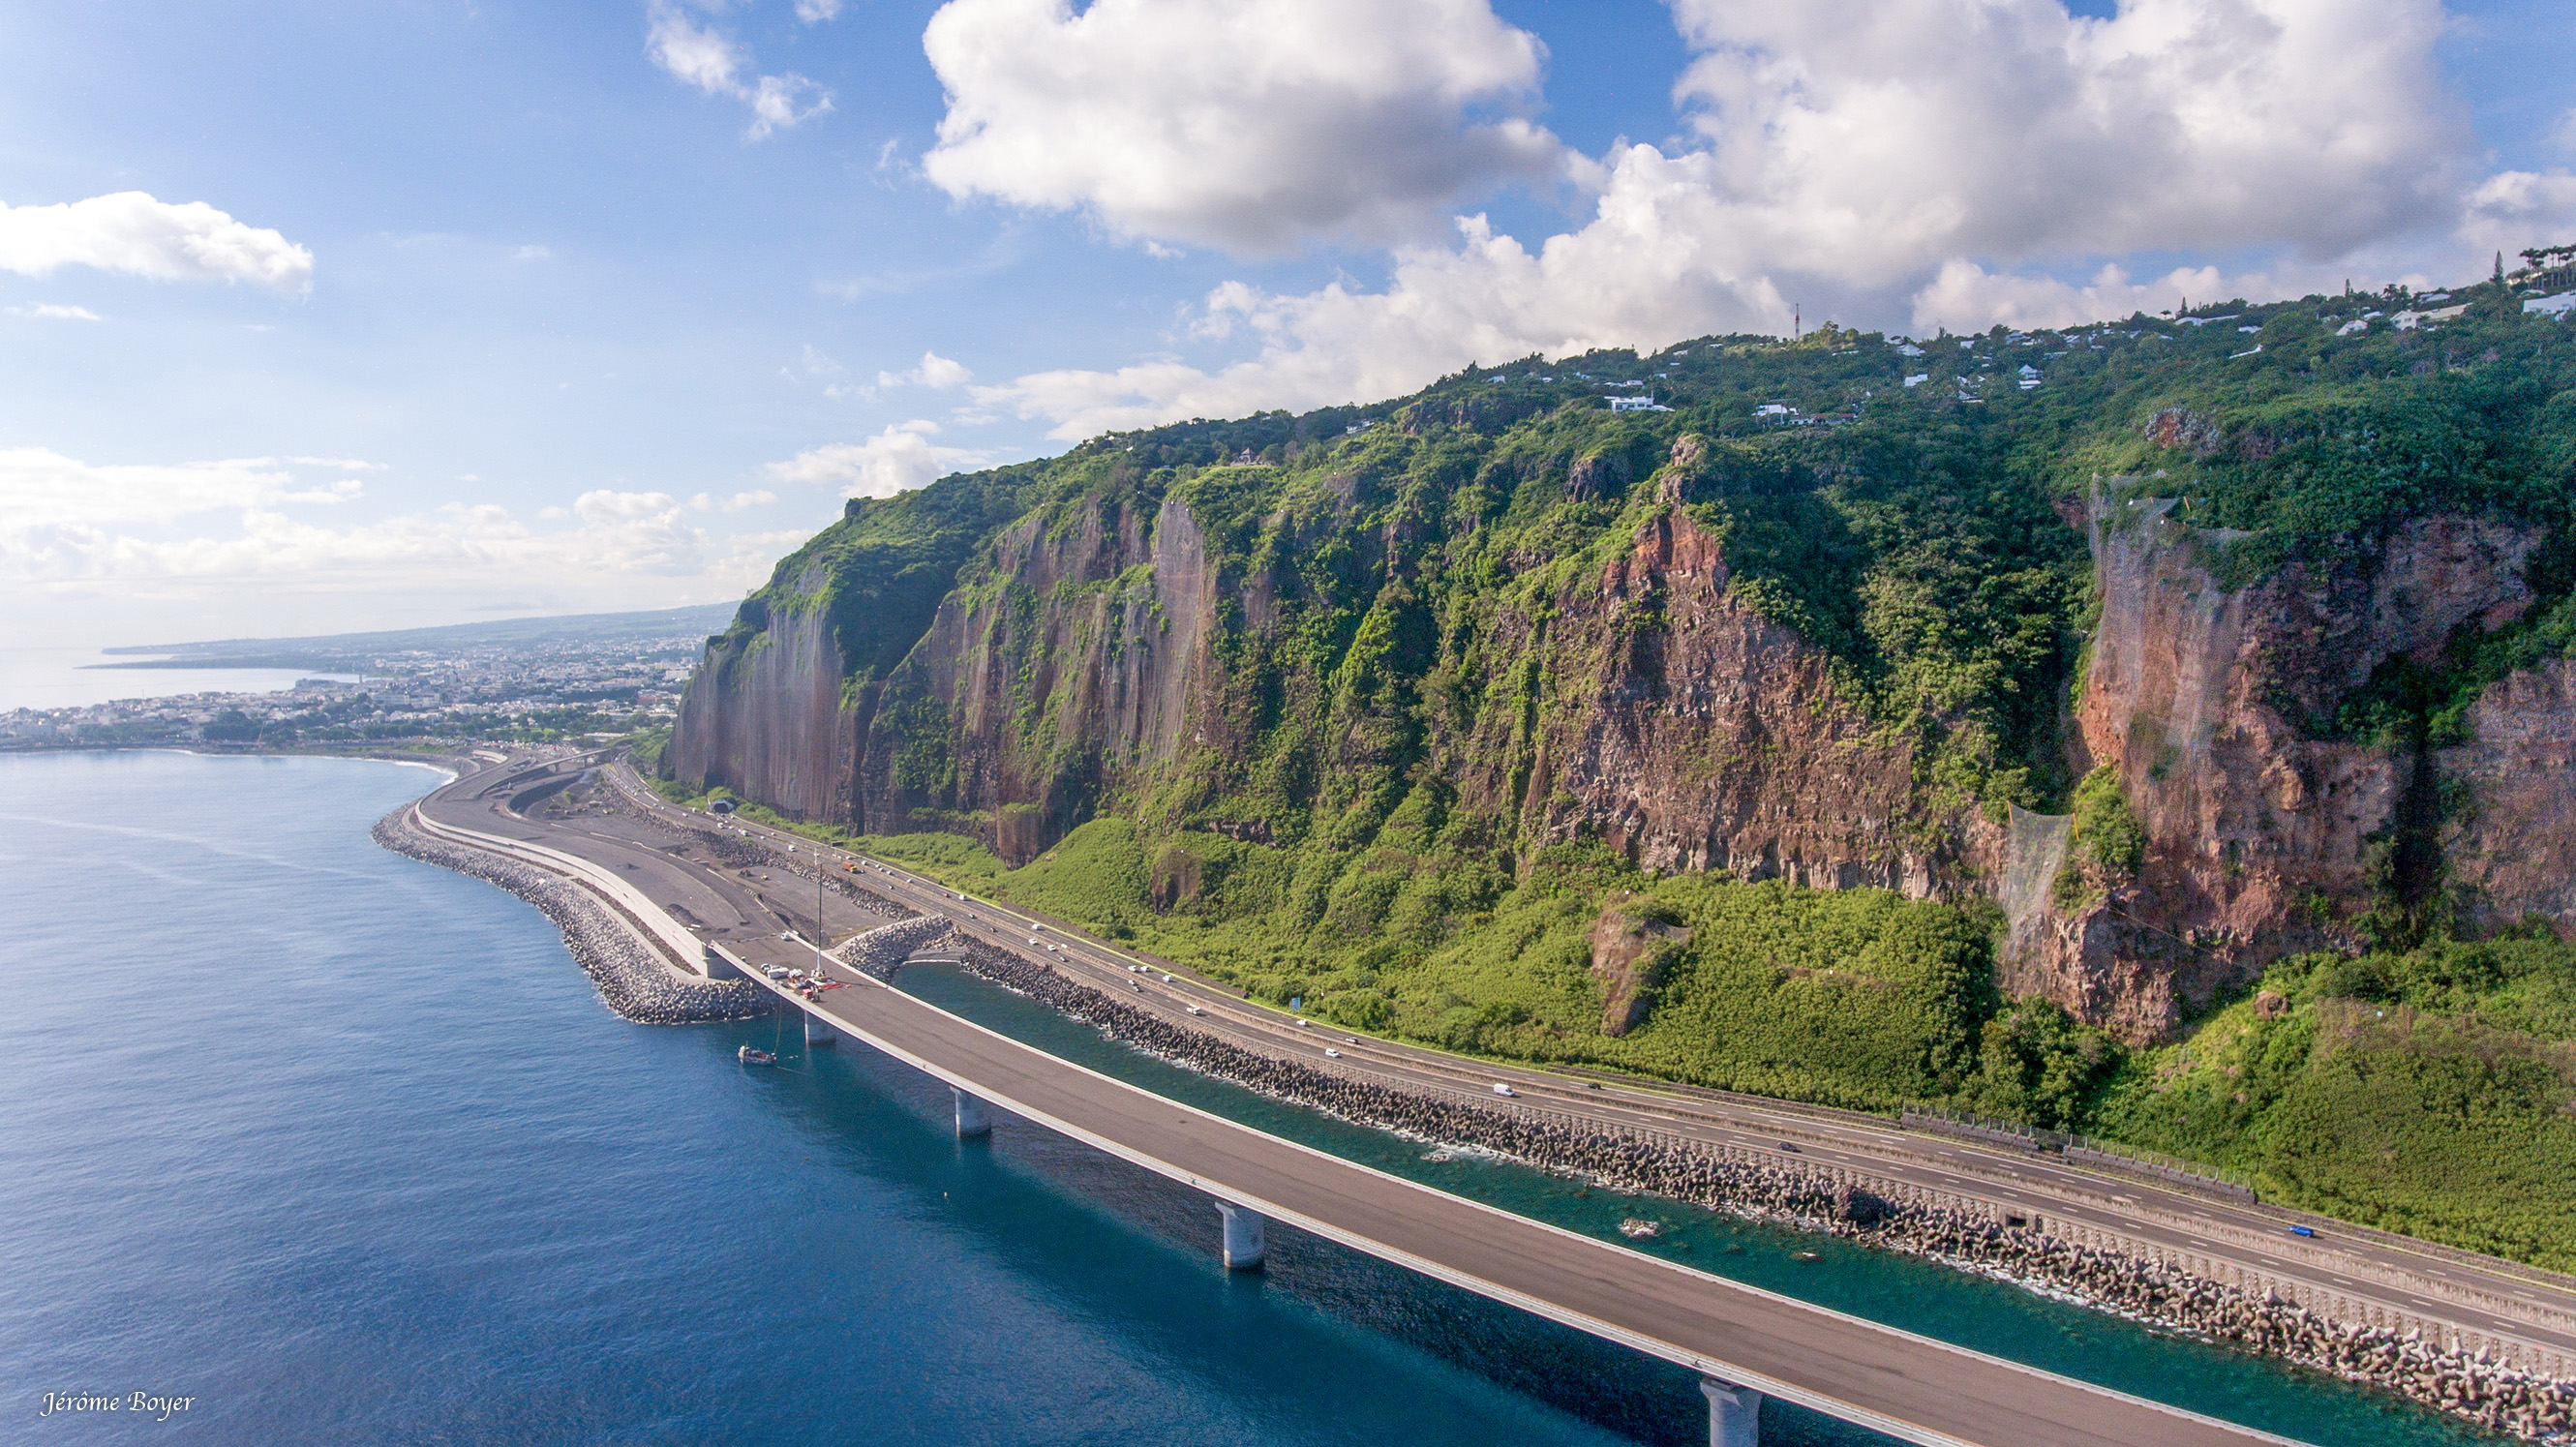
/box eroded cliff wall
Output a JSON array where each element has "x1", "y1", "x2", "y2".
[
  {"x1": 666, "y1": 560, "x2": 859, "y2": 821},
  {"x1": 2008, "y1": 492, "x2": 2559, "y2": 1038},
  {"x1": 1479, "y1": 504, "x2": 1987, "y2": 896},
  {"x1": 856, "y1": 493, "x2": 1220, "y2": 860}
]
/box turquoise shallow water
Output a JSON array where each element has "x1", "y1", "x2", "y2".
[{"x1": 0, "y1": 750, "x2": 2500, "y2": 1445}]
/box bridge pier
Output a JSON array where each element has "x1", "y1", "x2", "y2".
[
  {"x1": 803, "y1": 1010, "x2": 837, "y2": 1048},
  {"x1": 1215, "y1": 1202, "x2": 1265, "y2": 1271},
  {"x1": 953, "y1": 1087, "x2": 992, "y2": 1138},
  {"x1": 1699, "y1": 1378, "x2": 1762, "y2": 1447},
  {"x1": 703, "y1": 944, "x2": 745, "y2": 980}
]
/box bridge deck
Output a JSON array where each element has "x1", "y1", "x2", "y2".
[
  {"x1": 780, "y1": 972, "x2": 2301, "y2": 1447},
  {"x1": 418, "y1": 754, "x2": 2305, "y2": 1446}
]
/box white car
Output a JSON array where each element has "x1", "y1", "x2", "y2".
[
  {"x1": 1324, "y1": 1048, "x2": 1342, "y2": 1059},
  {"x1": 1186, "y1": 1006, "x2": 1204, "y2": 1016},
  {"x1": 1491, "y1": 1083, "x2": 1517, "y2": 1098},
  {"x1": 1295, "y1": 1019, "x2": 1311, "y2": 1029},
  {"x1": 1027, "y1": 938, "x2": 1041, "y2": 947},
  {"x1": 763, "y1": 966, "x2": 790, "y2": 980},
  {"x1": 1162, "y1": 975, "x2": 1175, "y2": 983}
]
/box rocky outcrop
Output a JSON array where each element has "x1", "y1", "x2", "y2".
[
  {"x1": 1481, "y1": 500, "x2": 1982, "y2": 894},
  {"x1": 2015, "y1": 494, "x2": 2555, "y2": 1038},
  {"x1": 2440, "y1": 658, "x2": 2576, "y2": 932},
  {"x1": 667, "y1": 561, "x2": 862, "y2": 822},
  {"x1": 1588, "y1": 898, "x2": 1691, "y2": 1035},
  {"x1": 858, "y1": 494, "x2": 1221, "y2": 860}
]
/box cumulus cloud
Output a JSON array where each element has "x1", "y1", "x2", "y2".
[
  {"x1": 768, "y1": 421, "x2": 990, "y2": 497},
  {"x1": 1664, "y1": 0, "x2": 2464, "y2": 280},
  {"x1": 876, "y1": 350, "x2": 972, "y2": 389},
  {"x1": 972, "y1": 0, "x2": 2570, "y2": 436},
  {"x1": 0, "y1": 192, "x2": 314, "y2": 291},
  {"x1": 920, "y1": 0, "x2": 1567, "y2": 253},
  {"x1": 647, "y1": 2, "x2": 832, "y2": 139}
]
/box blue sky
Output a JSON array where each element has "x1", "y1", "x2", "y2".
[{"x1": 2, "y1": 0, "x2": 2570, "y2": 648}]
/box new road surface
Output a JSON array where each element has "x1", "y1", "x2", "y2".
[{"x1": 406, "y1": 748, "x2": 2561, "y2": 1443}]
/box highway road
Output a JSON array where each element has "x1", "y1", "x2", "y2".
[
  {"x1": 414, "y1": 749, "x2": 2313, "y2": 1447},
  {"x1": 556, "y1": 760, "x2": 2576, "y2": 1374},
  {"x1": 407, "y1": 749, "x2": 2576, "y2": 1439}
]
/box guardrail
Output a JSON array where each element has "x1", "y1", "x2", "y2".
[{"x1": 1900, "y1": 1103, "x2": 2259, "y2": 1202}]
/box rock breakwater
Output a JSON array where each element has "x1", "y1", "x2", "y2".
[
  {"x1": 374, "y1": 808, "x2": 766, "y2": 1024},
  {"x1": 944, "y1": 941, "x2": 2575, "y2": 1442}
]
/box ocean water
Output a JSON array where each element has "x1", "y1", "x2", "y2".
[
  {"x1": 0, "y1": 649, "x2": 359, "y2": 711},
  {"x1": 0, "y1": 751, "x2": 2500, "y2": 1446}
]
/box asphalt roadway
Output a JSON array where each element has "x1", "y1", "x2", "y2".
[
  {"x1": 414, "y1": 751, "x2": 2317, "y2": 1446},
  {"x1": 553, "y1": 759, "x2": 2576, "y2": 1373},
  {"x1": 409, "y1": 749, "x2": 2576, "y2": 1441}
]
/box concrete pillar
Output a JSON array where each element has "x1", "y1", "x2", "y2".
[
  {"x1": 803, "y1": 1010, "x2": 836, "y2": 1047},
  {"x1": 954, "y1": 1087, "x2": 991, "y2": 1138},
  {"x1": 1700, "y1": 1377, "x2": 1762, "y2": 1447},
  {"x1": 703, "y1": 944, "x2": 745, "y2": 980},
  {"x1": 1216, "y1": 1201, "x2": 1265, "y2": 1271}
]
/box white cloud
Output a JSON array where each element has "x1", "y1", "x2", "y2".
[
  {"x1": 0, "y1": 449, "x2": 365, "y2": 531},
  {"x1": 876, "y1": 350, "x2": 972, "y2": 389},
  {"x1": 975, "y1": 0, "x2": 2571, "y2": 435},
  {"x1": 795, "y1": 0, "x2": 843, "y2": 20},
  {"x1": 690, "y1": 489, "x2": 777, "y2": 512},
  {"x1": 0, "y1": 192, "x2": 314, "y2": 291},
  {"x1": 646, "y1": 3, "x2": 832, "y2": 140},
  {"x1": 919, "y1": 0, "x2": 1567, "y2": 253},
  {"x1": 1663, "y1": 0, "x2": 2465, "y2": 281},
  {"x1": 2555, "y1": 109, "x2": 2576, "y2": 156},
  {"x1": 768, "y1": 421, "x2": 991, "y2": 497},
  {"x1": 0, "y1": 448, "x2": 804, "y2": 634},
  {"x1": 5, "y1": 303, "x2": 102, "y2": 321}
]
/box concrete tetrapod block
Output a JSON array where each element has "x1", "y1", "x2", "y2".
[
  {"x1": 954, "y1": 1087, "x2": 992, "y2": 1138},
  {"x1": 1216, "y1": 1201, "x2": 1265, "y2": 1271},
  {"x1": 803, "y1": 1010, "x2": 837, "y2": 1047},
  {"x1": 1700, "y1": 1377, "x2": 1762, "y2": 1447}
]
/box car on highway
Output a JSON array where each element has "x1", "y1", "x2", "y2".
[
  {"x1": 1775, "y1": 1141, "x2": 1800, "y2": 1153},
  {"x1": 2288, "y1": 1225, "x2": 2317, "y2": 1238},
  {"x1": 1324, "y1": 1048, "x2": 1342, "y2": 1059},
  {"x1": 1491, "y1": 1083, "x2": 1515, "y2": 1098}
]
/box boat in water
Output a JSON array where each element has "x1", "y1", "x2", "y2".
[{"x1": 739, "y1": 1045, "x2": 776, "y2": 1066}]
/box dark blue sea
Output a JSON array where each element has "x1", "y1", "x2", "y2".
[{"x1": 0, "y1": 752, "x2": 2502, "y2": 1445}]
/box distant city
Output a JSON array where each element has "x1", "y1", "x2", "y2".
[{"x1": 0, "y1": 605, "x2": 733, "y2": 751}]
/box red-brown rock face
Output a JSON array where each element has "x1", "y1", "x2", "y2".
[
  {"x1": 1471, "y1": 506, "x2": 1986, "y2": 896},
  {"x1": 2440, "y1": 658, "x2": 2576, "y2": 931},
  {"x1": 2029, "y1": 495, "x2": 2548, "y2": 1039}
]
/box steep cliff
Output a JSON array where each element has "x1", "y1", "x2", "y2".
[
  {"x1": 666, "y1": 560, "x2": 857, "y2": 820},
  {"x1": 671, "y1": 286, "x2": 2576, "y2": 1048},
  {"x1": 856, "y1": 492, "x2": 1221, "y2": 860},
  {"x1": 2005, "y1": 492, "x2": 2563, "y2": 1038}
]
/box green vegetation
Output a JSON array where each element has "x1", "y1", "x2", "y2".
[
  {"x1": 869, "y1": 823, "x2": 2043, "y2": 1112},
  {"x1": 680, "y1": 268, "x2": 2576, "y2": 1262},
  {"x1": 2052, "y1": 766, "x2": 2145, "y2": 910},
  {"x1": 2097, "y1": 930, "x2": 2576, "y2": 1269}
]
